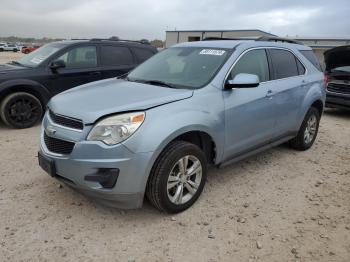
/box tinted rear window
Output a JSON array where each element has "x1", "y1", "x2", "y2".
[
  {"x1": 269, "y1": 49, "x2": 299, "y2": 79},
  {"x1": 100, "y1": 46, "x2": 134, "y2": 66},
  {"x1": 132, "y1": 48, "x2": 155, "y2": 62},
  {"x1": 300, "y1": 50, "x2": 322, "y2": 71}
]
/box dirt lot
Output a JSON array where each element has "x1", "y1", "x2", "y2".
[
  {"x1": 0, "y1": 52, "x2": 349, "y2": 262},
  {"x1": 0, "y1": 51, "x2": 24, "y2": 64}
]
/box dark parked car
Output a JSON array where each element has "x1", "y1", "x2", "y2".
[
  {"x1": 324, "y1": 45, "x2": 350, "y2": 109},
  {"x1": 0, "y1": 39, "x2": 157, "y2": 128}
]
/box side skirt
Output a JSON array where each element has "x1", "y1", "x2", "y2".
[{"x1": 218, "y1": 134, "x2": 296, "y2": 168}]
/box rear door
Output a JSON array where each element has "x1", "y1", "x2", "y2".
[
  {"x1": 131, "y1": 47, "x2": 156, "y2": 63},
  {"x1": 266, "y1": 48, "x2": 308, "y2": 137},
  {"x1": 99, "y1": 45, "x2": 136, "y2": 78}
]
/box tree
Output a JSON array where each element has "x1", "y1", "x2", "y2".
[
  {"x1": 150, "y1": 39, "x2": 164, "y2": 48},
  {"x1": 109, "y1": 36, "x2": 120, "y2": 40}
]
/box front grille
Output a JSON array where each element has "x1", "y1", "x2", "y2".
[
  {"x1": 49, "y1": 110, "x2": 84, "y2": 130},
  {"x1": 44, "y1": 133, "x2": 75, "y2": 155},
  {"x1": 327, "y1": 83, "x2": 350, "y2": 95}
]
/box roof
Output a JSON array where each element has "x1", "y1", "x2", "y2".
[
  {"x1": 173, "y1": 39, "x2": 310, "y2": 50},
  {"x1": 166, "y1": 29, "x2": 277, "y2": 36},
  {"x1": 48, "y1": 39, "x2": 155, "y2": 48},
  {"x1": 174, "y1": 40, "x2": 245, "y2": 49}
]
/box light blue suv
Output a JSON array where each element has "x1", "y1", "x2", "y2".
[{"x1": 38, "y1": 38, "x2": 325, "y2": 213}]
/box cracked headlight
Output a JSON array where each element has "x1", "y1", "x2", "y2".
[{"x1": 87, "y1": 112, "x2": 145, "y2": 145}]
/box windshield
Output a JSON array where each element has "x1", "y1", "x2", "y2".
[
  {"x1": 16, "y1": 43, "x2": 61, "y2": 67},
  {"x1": 127, "y1": 47, "x2": 230, "y2": 89}
]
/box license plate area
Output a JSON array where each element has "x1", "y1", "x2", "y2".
[{"x1": 38, "y1": 152, "x2": 56, "y2": 177}]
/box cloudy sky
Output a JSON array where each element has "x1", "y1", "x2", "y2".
[{"x1": 0, "y1": 0, "x2": 349, "y2": 40}]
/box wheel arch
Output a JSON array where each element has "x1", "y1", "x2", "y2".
[
  {"x1": 0, "y1": 81, "x2": 51, "y2": 107},
  {"x1": 310, "y1": 99, "x2": 324, "y2": 116},
  {"x1": 164, "y1": 130, "x2": 217, "y2": 165}
]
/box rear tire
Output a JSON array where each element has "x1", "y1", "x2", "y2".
[
  {"x1": 290, "y1": 107, "x2": 320, "y2": 151},
  {"x1": 0, "y1": 92, "x2": 43, "y2": 129},
  {"x1": 146, "y1": 141, "x2": 207, "y2": 213}
]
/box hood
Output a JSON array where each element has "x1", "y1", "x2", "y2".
[
  {"x1": 0, "y1": 63, "x2": 28, "y2": 74},
  {"x1": 49, "y1": 78, "x2": 193, "y2": 124},
  {"x1": 324, "y1": 45, "x2": 350, "y2": 72}
]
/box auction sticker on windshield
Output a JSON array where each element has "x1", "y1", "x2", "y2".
[{"x1": 199, "y1": 49, "x2": 226, "y2": 56}]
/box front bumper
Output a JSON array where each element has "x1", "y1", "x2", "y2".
[
  {"x1": 326, "y1": 92, "x2": 350, "y2": 109},
  {"x1": 39, "y1": 114, "x2": 156, "y2": 209}
]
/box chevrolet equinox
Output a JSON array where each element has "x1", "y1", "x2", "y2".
[{"x1": 38, "y1": 37, "x2": 325, "y2": 213}]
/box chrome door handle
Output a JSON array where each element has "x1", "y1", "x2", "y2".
[
  {"x1": 266, "y1": 90, "x2": 274, "y2": 98},
  {"x1": 301, "y1": 80, "x2": 309, "y2": 87}
]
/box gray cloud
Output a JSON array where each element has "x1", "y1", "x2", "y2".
[{"x1": 0, "y1": 0, "x2": 349, "y2": 40}]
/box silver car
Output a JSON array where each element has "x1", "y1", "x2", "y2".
[{"x1": 38, "y1": 37, "x2": 325, "y2": 213}]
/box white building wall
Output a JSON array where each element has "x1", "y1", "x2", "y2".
[
  {"x1": 165, "y1": 31, "x2": 350, "y2": 67},
  {"x1": 165, "y1": 30, "x2": 275, "y2": 48}
]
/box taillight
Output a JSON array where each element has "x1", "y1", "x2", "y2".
[{"x1": 324, "y1": 73, "x2": 329, "y2": 88}]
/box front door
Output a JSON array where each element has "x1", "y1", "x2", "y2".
[
  {"x1": 223, "y1": 48, "x2": 276, "y2": 161},
  {"x1": 46, "y1": 45, "x2": 102, "y2": 95}
]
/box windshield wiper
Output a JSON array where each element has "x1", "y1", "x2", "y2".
[
  {"x1": 9, "y1": 61, "x2": 23, "y2": 66},
  {"x1": 133, "y1": 79, "x2": 176, "y2": 88},
  {"x1": 116, "y1": 72, "x2": 130, "y2": 80}
]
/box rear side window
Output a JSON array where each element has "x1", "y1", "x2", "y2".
[
  {"x1": 230, "y1": 49, "x2": 269, "y2": 82},
  {"x1": 132, "y1": 48, "x2": 155, "y2": 62},
  {"x1": 300, "y1": 50, "x2": 322, "y2": 71},
  {"x1": 269, "y1": 49, "x2": 299, "y2": 79},
  {"x1": 100, "y1": 46, "x2": 133, "y2": 66},
  {"x1": 296, "y1": 59, "x2": 306, "y2": 75}
]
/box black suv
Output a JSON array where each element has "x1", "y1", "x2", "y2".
[
  {"x1": 324, "y1": 45, "x2": 350, "y2": 109},
  {"x1": 0, "y1": 39, "x2": 157, "y2": 128}
]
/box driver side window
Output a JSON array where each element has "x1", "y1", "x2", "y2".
[
  {"x1": 230, "y1": 49, "x2": 269, "y2": 83},
  {"x1": 57, "y1": 46, "x2": 97, "y2": 69}
]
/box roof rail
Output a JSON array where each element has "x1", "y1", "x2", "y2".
[
  {"x1": 202, "y1": 36, "x2": 304, "y2": 45},
  {"x1": 203, "y1": 37, "x2": 257, "y2": 41},
  {"x1": 89, "y1": 38, "x2": 150, "y2": 45},
  {"x1": 69, "y1": 38, "x2": 150, "y2": 45},
  {"x1": 256, "y1": 36, "x2": 304, "y2": 45}
]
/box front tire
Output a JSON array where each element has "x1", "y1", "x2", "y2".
[
  {"x1": 146, "y1": 141, "x2": 207, "y2": 213},
  {"x1": 0, "y1": 92, "x2": 43, "y2": 128},
  {"x1": 290, "y1": 107, "x2": 320, "y2": 151}
]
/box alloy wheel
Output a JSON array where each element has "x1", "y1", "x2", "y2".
[
  {"x1": 304, "y1": 113, "x2": 317, "y2": 144},
  {"x1": 167, "y1": 155, "x2": 203, "y2": 205},
  {"x1": 7, "y1": 96, "x2": 41, "y2": 126}
]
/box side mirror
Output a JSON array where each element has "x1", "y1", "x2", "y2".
[
  {"x1": 50, "y1": 60, "x2": 66, "y2": 70},
  {"x1": 225, "y1": 73, "x2": 260, "y2": 89}
]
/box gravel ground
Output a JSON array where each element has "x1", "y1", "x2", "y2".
[
  {"x1": 0, "y1": 51, "x2": 24, "y2": 64},
  {"x1": 0, "y1": 52, "x2": 350, "y2": 262}
]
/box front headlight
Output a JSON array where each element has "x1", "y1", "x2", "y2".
[{"x1": 87, "y1": 112, "x2": 145, "y2": 145}]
